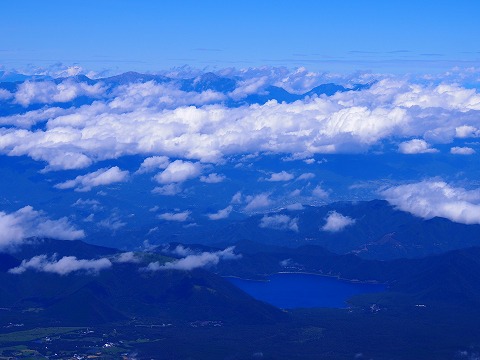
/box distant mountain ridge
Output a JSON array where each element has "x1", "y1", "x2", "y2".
[
  {"x1": 158, "y1": 200, "x2": 480, "y2": 261},
  {"x1": 0, "y1": 71, "x2": 372, "y2": 112}
]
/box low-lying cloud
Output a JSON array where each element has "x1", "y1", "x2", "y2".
[
  {"x1": 259, "y1": 214, "x2": 299, "y2": 232},
  {"x1": 154, "y1": 160, "x2": 202, "y2": 184},
  {"x1": 144, "y1": 246, "x2": 241, "y2": 271},
  {"x1": 450, "y1": 146, "x2": 476, "y2": 155},
  {"x1": 55, "y1": 166, "x2": 129, "y2": 192},
  {"x1": 136, "y1": 156, "x2": 170, "y2": 173},
  {"x1": 265, "y1": 171, "x2": 295, "y2": 182},
  {"x1": 244, "y1": 193, "x2": 272, "y2": 212},
  {"x1": 398, "y1": 139, "x2": 438, "y2": 154},
  {"x1": 1, "y1": 74, "x2": 480, "y2": 173},
  {"x1": 158, "y1": 211, "x2": 191, "y2": 222},
  {"x1": 0, "y1": 206, "x2": 84, "y2": 250},
  {"x1": 381, "y1": 180, "x2": 480, "y2": 225},
  {"x1": 9, "y1": 254, "x2": 112, "y2": 275},
  {"x1": 322, "y1": 211, "x2": 356, "y2": 232},
  {"x1": 207, "y1": 205, "x2": 233, "y2": 220}
]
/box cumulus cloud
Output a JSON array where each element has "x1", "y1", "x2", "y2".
[
  {"x1": 55, "y1": 166, "x2": 129, "y2": 192},
  {"x1": 297, "y1": 172, "x2": 315, "y2": 180},
  {"x1": 152, "y1": 184, "x2": 182, "y2": 196},
  {"x1": 265, "y1": 171, "x2": 294, "y2": 182},
  {"x1": 200, "y1": 173, "x2": 226, "y2": 183},
  {"x1": 158, "y1": 211, "x2": 191, "y2": 222},
  {"x1": 393, "y1": 83, "x2": 480, "y2": 111},
  {"x1": 168, "y1": 244, "x2": 195, "y2": 257},
  {"x1": 72, "y1": 198, "x2": 102, "y2": 211},
  {"x1": 14, "y1": 79, "x2": 106, "y2": 107},
  {"x1": 136, "y1": 156, "x2": 170, "y2": 173},
  {"x1": 0, "y1": 206, "x2": 84, "y2": 250},
  {"x1": 312, "y1": 185, "x2": 329, "y2": 199},
  {"x1": 380, "y1": 180, "x2": 480, "y2": 225},
  {"x1": 451, "y1": 146, "x2": 476, "y2": 155},
  {"x1": 322, "y1": 211, "x2": 356, "y2": 232},
  {"x1": 244, "y1": 193, "x2": 272, "y2": 212},
  {"x1": 228, "y1": 76, "x2": 269, "y2": 100},
  {"x1": 207, "y1": 205, "x2": 233, "y2": 220},
  {"x1": 0, "y1": 89, "x2": 12, "y2": 101},
  {"x1": 9, "y1": 254, "x2": 111, "y2": 275},
  {"x1": 398, "y1": 139, "x2": 438, "y2": 154},
  {"x1": 285, "y1": 203, "x2": 304, "y2": 211},
  {"x1": 231, "y1": 191, "x2": 242, "y2": 204},
  {"x1": 109, "y1": 81, "x2": 226, "y2": 110},
  {"x1": 154, "y1": 160, "x2": 202, "y2": 184},
  {"x1": 2, "y1": 71, "x2": 480, "y2": 171},
  {"x1": 97, "y1": 213, "x2": 127, "y2": 231},
  {"x1": 259, "y1": 214, "x2": 299, "y2": 232},
  {"x1": 144, "y1": 246, "x2": 240, "y2": 271},
  {"x1": 456, "y1": 125, "x2": 480, "y2": 138},
  {"x1": 114, "y1": 252, "x2": 141, "y2": 263}
]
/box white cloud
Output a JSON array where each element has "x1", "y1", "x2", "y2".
[
  {"x1": 2, "y1": 72, "x2": 480, "y2": 171},
  {"x1": 154, "y1": 160, "x2": 202, "y2": 184},
  {"x1": 265, "y1": 171, "x2": 294, "y2": 182},
  {"x1": 231, "y1": 191, "x2": 242, "y2": 204},
  {"x1": 168, "y1": 244, "x2": 195, "y2": 257},
  {"x1": 97, "y1": 213, "x2": 127, "y2": 231},
  {"x1": 200, "y1": 173, "x2": 226, "y2": 183},
  {"x1": 398, "y1": 139, "x2": 438, "y2": 154},
  {"x1": 109, "y1": 81, "x2": 226, "y2": 110},
  {"x1": 152, "y1": 183, "x2": 182, "y2": 196},
  {"x1": 244, "y1": 193, "x2": 272, "y2": 212},
  {"x1": 380, "y1": 180, "x2": 480, "y2": 225},
  {"x1": 207, "y1": 205, "x2": 233, "y2": 220},
  {"x1": 312, "y1": 185, "x2": 329, "y2": 199},
  {"x1": 158, "y1": 211, "x2": 191, "y2": 222},
  {"x1": 114, "y1": 252, "x2": 141, "y2": 263},
  {"x1": 456, "y1": 125, "x2": 480, "y2": 138},
  {"x1": 228, "y1": 76, "x2": 268, "y2": 100},
  {"x1": 55, "y1": 166, "x2": 129, "y2": 192},
  {"x1": 144, "y1": 246, "x2": 240, "y2": 271},
  {"x1": 393, "y1": 83, "x2": 480, "y2": 111},
  {"x1": 0, "y1": 206, "x2": 84, "y2": 250},
  {"x1": 14, "y1": 79, "x2": 106, "y2": 107},
  {"x1": 0, "y1": 107, "x2": 69, "y2": 129},
  {"x1": 259, "y1": 214, "x2": 299, "y2": 232},
  {"x1": 290, "y1": 189, "x2": 301, "y2": 197},
  {"x1": 322, "y1": 211, "x2": 356, "y2": 232},
  {"x1": 450, "y1": 146, "x2": 476, "y2": 155},
  {"x1": 9, "y1": 254, "x2": 111, "y2": 275},
  {"x1": 285, "y1": 203, "x2": 304, "y2": 211},
  {"x1": 136, "y1": 156, "x2": 170, "y2": 173},
  {"x1": 40, "y1": 151, "x2": 93, "y2": 172},
  {"x1": 0, "y1": 89, "x2": 12, "y2": 101},
  {"x1": 297, "y1": 172, "x2": 315, "y2": 180},
  {"x1": 72, "y1": 198, "x2": 102, "y2": 211}
]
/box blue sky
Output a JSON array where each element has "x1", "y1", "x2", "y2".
[{"x1": 2, "y1": 0, "x2": 480, "y2": 73}]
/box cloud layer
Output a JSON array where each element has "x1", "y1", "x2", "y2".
[
  {"x1": 145, "y1": 246, "x2": 240, "y2": 271},
  {"x1": 381, "y1": 180, "x2": 480, "y2": 225},
  {"x1": 322, "y1": 211, "x2": 356, "y2": 232},
  {"x1": 0, "y1": 73, "x2": 479, "y2": 172},
  {"x1": 0, "y1": 206, "x2": 84, "y2": 250},
  {"x1": 259, "y1": 214, "x2": 299, "y2": 232},
  {"x1": 9, "y1": 254, "x2": 111, "y2": 275},
  {"x1": 55, "y1": 166, "x2": 129, "y2": 192}
]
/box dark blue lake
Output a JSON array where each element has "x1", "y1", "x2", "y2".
[{"x1": 227, "y1": 273, "x2": 385, "y2": 309}]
